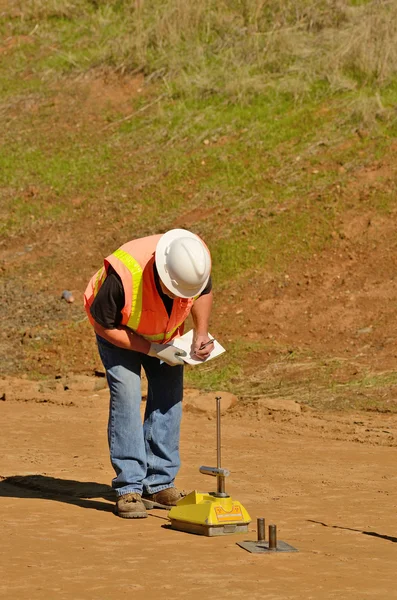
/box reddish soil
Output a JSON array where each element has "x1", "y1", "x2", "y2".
[{"x1": 1, "y1": 376, "x2": 396, "y2": 599}]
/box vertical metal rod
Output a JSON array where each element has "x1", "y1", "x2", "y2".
[
  {"x1": 257, "y1": 518, "x2": 266, "y2": 542},
  {"x1": 218, "y1": 475, "x2": 226, "y2": 495},
  {"x1": 216, "y1": 396, "x2": 221, "y2": 469},
  {"x1": 268, "y1": 524, "x2": 277, "y2": 551},
  {"x1": 215, "y1": 396, "x2": 223, "y2": 496}
]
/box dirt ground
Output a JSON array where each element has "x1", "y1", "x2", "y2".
[{"x1": 1, "y1": 376, "x2": 396, "y2": 599}]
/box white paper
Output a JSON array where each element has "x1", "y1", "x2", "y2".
[{"x1": 170, "y1": 329, "x2": 226, "y2": 365}]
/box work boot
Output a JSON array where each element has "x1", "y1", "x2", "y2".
[
  {"x1": 142, "y1": 487, "x2": 186, "y2": 509},
  {"x1": 116, "y1": 493, "x2": 147, "y2": 519}
]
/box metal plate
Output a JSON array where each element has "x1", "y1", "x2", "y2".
[{"x1": 237, "y1": 540, "x2": 298, "y2": 553}]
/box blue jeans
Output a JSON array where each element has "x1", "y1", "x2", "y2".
[{"x1": 96, "y1": 335, "x2": 184, "y2": 497}]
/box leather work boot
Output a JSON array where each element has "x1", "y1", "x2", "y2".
[
  {"x1": 116, "y1": 493, "x2": 148, "y2": 519},
  {"x1": 142, "y1": 487, "x2": 186, "y2": 509}
]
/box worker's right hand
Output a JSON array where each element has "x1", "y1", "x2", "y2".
[{"x1": 147, "y1": 343, "x2": 187, "y2": 366}]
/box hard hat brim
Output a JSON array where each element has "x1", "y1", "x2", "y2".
[{"x1": 155, "y1": 228, "x2": 210, "y2": 299}]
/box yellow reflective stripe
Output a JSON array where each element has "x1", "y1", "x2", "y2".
[
  {"x1": 142, "y1": 322, "x2": 183, "y2": 342},
  {"x1": 142, "y1": 332, "x2": 166, "y2": 342},
  {"x1": 166, "y1": 323, "x2": 183, "y2": 339},
  {"x1": 113, "y1": 248, "x2": 143, "y2": 330},
  {"x1": 94, "y1": 267, "x2": 106, "y2": 296}
]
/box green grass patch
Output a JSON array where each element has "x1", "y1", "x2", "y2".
[{"x1": 0, "y1": 137, "x2": 115, "y2": 235}]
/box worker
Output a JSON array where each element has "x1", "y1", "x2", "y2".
[{"x1": 84, "y1": 229, "x2": 214, "y2": 518}]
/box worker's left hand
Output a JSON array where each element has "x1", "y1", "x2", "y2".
[
  {"x1": 148, "y1": 342, "x2": 187, "y2": 366},
  {"x1": 192, "y1": 334, "x2": 214, "y2": 361}
]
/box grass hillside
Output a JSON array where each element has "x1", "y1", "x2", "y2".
[{"x1": 2, "y1": 0, "x2": 397, "y2": 411}]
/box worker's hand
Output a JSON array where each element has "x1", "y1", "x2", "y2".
[
  {"x1": 148, "y1": 343, "x2": 187, "y2": 366},
  {"x1": 192, "y1": 334, "x2": 214, "y2": 361}
]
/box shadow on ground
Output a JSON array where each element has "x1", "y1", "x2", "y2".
[{"x1": 0, "y1": 474, "x2": 115, "y2": 513}]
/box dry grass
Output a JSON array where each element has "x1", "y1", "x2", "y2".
[{"x1": 5, "y1": 0, "x2": 397, "y2": 105}]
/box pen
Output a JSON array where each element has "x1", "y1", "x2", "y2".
[{"x1": 199, "y1": 338, "x2": 215, "y2": 350}]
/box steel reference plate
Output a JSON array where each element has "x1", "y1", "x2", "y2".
[{"x1": 237, "y1": 540, "x2": 298, "y2": 553}]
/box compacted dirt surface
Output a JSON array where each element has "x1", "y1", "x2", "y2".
[{"x1": 0, "y1": 377, "x2": 396, "y2": 599}]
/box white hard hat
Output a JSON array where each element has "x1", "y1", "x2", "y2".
[{"x1": 155, "y1": 229, "x2": 211, "y2": 298}]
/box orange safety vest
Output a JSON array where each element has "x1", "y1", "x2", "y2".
[{"x1": 84, "y1": 235, "x2": 195, "y2": 343}]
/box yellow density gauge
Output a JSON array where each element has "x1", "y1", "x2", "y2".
[{"x1": 168, "y1": 397, "x2": 251, "y2": 536}]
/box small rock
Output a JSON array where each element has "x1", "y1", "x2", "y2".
[
  {"x1": 94, "y1": 368, "x2": 106, "y2": 378},
  {"x1": 61, "y1": 290, "x2": 74, "y2": 303},
  {"x1": 357, "y1": 326, "x2": 373, "y2": 335}
]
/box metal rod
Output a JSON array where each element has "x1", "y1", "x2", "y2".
[
  {"x1": 257, "y1": 518, "x2": 266, "y2": 542},
  {"x1": 216, "y1": 396, "x2": 221, "y2": 469},
  {"x1": 199, "y1": 466, "x2": 230, "y2": 477},
  {"x1": 215, "y1": 396, "x2": 226, "y2": 496},
  {"x1": 218, "y1": 475, "x2": 226, "y2": 495},
  {"x1": 268, "y1": 524, "x2": 277, "y2": 551}
]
